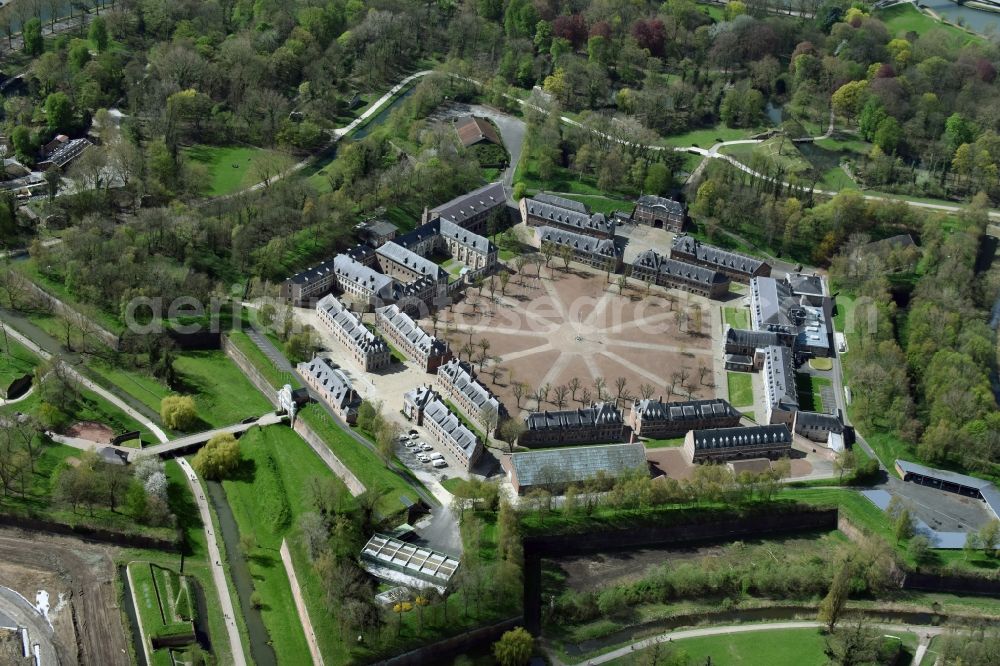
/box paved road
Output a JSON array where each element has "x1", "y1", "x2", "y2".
[
  {"x1": 0, "y1": 318, "x2": 169, "y2": 443},
  {"x1": 568, "y1": 620, "x2": 946, "y2": 666},
  {"x1": 0, "y1": 585, "x2": 57, "y2": 665},
  {"x1": 177, "y1": 458, "x2": 248, "y2": 666},
  {"x1": 129, "y1": 411, "x2": 285, "y2": 461}
]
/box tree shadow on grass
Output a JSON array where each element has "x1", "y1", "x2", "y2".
[
  {"x1": 228, "y1": 457, "x2": 257, "y2": 484},
  {"x1": 168, "y1": 477, "x2": 203, "y2": 557}
]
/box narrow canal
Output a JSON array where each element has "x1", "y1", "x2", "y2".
[{"x1": 206, "y1": 479, "x2": 278, "y2": 666}]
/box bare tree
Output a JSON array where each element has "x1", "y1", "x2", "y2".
[
  {"x1": 639, "y1": 383, "x2": 656, "y2": 400},
  {"x1": 593, "y1": 377, "x2": 606, "y2": 402},
  {"x1": 553, "y1": 385, "x2": 569, "y2": 409},
  {"x1": 489, "y1": 356, "x2": 503, "y2": 383},
  {"x1": 580, "y1": 387, "x2": 593, "y2": 405},
  {"x1": 476, "y1": 339, "x2": 492, "y2": 369},
  {"x1": 541, "y1": 242, "x2": 556, "y2": 268},
  {"x1": 532, "y1": 387, "x2": 545, "y2": 410},
  {"x1": 540, "y1": 383, "x2": 551, "y2": 404},
  {"x1": 498, "y1": 270, "x2": 511, "y2": 296},
  {"x1": 512, "y1": 381, "x2": 527, "y2": 408},
  {"x1": 568, "y1": 377, "x2": 581, "y2": 402},
  {"x1": 614, "y1": 377, "x2": 629, "y2": 407},
  {"x1": 513, "y1": 255, "x2": 528, "y2": 283},
  {"x1": 559, "y1": 245, "x2": 573, "y2": 271},
  {"x1": 460, "y1": 342, "x2": 474, "y2": 363},
  {"x1": 699, "y1": 366, "x2": 712, "y2": 385},
  {"x1": 616, "y1": 272, "x2": 628, "y2": 295}
]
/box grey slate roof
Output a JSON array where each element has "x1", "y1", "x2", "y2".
[
  {"x1": 533, "y1": 193, "x2": 588, "y2": 213},
  {"x1": 298, "y1": 357, "x2": 355, "y2": 410},
  {"x1": 794, "y1": 410, "x2": 843, "y2": 432},
  {"x1": 725, "y1": 328, "x2": 780, "y2": 348},
  {"x1": 333, "y1": 253, "x2": 396, "y2": 300},
  {"x1": 510, "y1": 442, "x2": 647, "y2": 487},
  {"x1": 633, "y1": 249, "x2": 727, "y2": 286},
  {"x1": 430, "y1": 181, "x2": 506, "y2": 226},
  {"x1": 672, "y1": 235, "x2": 766, "y2": 275},
  {"x1": 403, "y1": 384, "x2": 436, "y2": 411},
  {"x1": 377, "y1": 242, "x2": 447, "y2": 281},
  {"x1": 761, "y1": 345, "x2": 798, "y2": 411},
  {"x1": 786, "y1": 272, "x2": 825, "y2": 299},
  {"x1": 287, "y1": 256, "x2": 339, "y2": 285},
  {"x1": 691, "y1": 424, "x2": 791, "y2": 451},
  {"x1": 423, "y1": 397, "x2": 481, "y2": 461},
  {"x1": 537, "y1": 227, "x2": 620, "y2": 259},
  {"x1": 317, "y1": 295, "x2": 389, "y2": 355},
  {"x1": 750, "y1": 276, "x2": 799, "y2": 327},
  {"x1": 525, "y1": 196, "x2": 614, "y2": 235},
  {"x1": 376, "y1": 305, "x2": 449, "y2": 358},
  {"x1": 438, "y1": 219, "x2": 494, "y2": 254},
  {"x1": 438, "y1": 359, "x2": 505, "y2": 418},
  {"x1": 525, "y1": 402, "x2": 623, "y2": 431},
  {"x1": 636, "y1": 195, "x2": 685, "y2": 216},
  {"x1": 634, "y1": 398, "x2": 739, "y2": 423}
]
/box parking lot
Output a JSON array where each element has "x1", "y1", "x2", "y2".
[{"x1": 884, "y1": 476, "x2": 994, "y2": 533}]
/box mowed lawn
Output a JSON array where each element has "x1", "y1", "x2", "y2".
[
  {"x1": 183, "y1": 145, "x2": 285, "y2": 197},
  {"x1": 876, "y1": 4, "x2": 981, "y2": 46},
  {"x1": 221, "y1": 425, "x2": 350, "y2": 665},
  {"x1": 298, "y1": 403, "x2": 419, "y2": 516},
  {"x1": 727, "y1": 372, "x2": 753, "y2": 407},
  {"x1": 723, "y1": 307, "x2": 748, "y2": 330},
  {"x1": 609, "y1": 627, "x2": 830, "y2": 665},
  {"x1": 173, "y1": 351, "x2": 273, "y2": 428}
]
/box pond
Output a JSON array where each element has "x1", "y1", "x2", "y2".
[{"x1": 921, "y1": 0, "x2": 1000, "y2": 35}]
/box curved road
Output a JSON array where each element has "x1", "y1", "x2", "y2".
[
  {"x1": 0, "y1": 320, "x2": 169, "y2": 443},
  {"x1": 213, "y1": 69, "x2": 1000, "y2": 221},
  {"x1": 569, "y1": 620, "x2": 942, "y2": 666},
  {"x1": 0, "y1": 585, "x2": 57, "y2": 665},
  {"x1": 177, "y1": 457, "x2": 247, "y2": 666}
]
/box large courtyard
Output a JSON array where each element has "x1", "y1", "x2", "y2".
[{"x1": 422, "y1": 265, "x2": 723, "y2": 419}]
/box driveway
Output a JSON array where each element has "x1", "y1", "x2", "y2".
[{"x1": 429, "y1": 102, "x2": 527, "y2": 195}]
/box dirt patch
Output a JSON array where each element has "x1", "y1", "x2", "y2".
[
  {"x1": 0, "y1": 529, "x2": 129, "y2": 665},
  {"x1": 65, "y1": 421, "x2": 115, "y2": 444},
  {"x1": 426, "y1": 269, "x2": 723, "y2": 419},
  {"x1": 647, "y1": 447, "x2": 697, "y2": 481}
]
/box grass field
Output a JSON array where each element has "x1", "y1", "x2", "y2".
[
  {"x1": 727, "y1": 372, "x2": 753, "y2": 407},
  {"x1": 796, "y1": 373, "x2": 831, "y2": 412},
  {"x1": 723, "y1": 307, "x2": 749, "y2": 330},
  {"x1": 659, "y1": 124, "x2": 767, "y2": 149},
  {"x1": 0, "y1": 336, "x2": 37, "y2": 391},
  {"x1": 548, "y1": 193, "x2": 634, "y2": 216},
  {"x1": 128, "y1": 561, "x2": 196, "y2": 665},
  {"x1": 722, "y1": 137, "x2": 812, "y2": 178},
  {"x1": 607, "y1": 627, "x2": 830, "y2": 665},
  {"x1": 515, "y1": 156, "x2": 637, "y2": 199},
  {"x1": 644, "y1": 437, "x2": 685, "y2": 449},
  {"x1": 876, "y1": 4, "x2": 982, "y2": 46},
  {"x1": 221, "y1": 425, "x2": 337, "y2": 665},
  {"x1": 183, "y1": 145, "x2": 285, "y2": 197},
  {"x1": 172, "y1": 351, "x2": 273, "y2": 428},
  {"x1": 298, "y1": 403, "x2": 420, "y2": 516},
  {"x1": 809, "y1": 358, "x2": 833, "y2": 371}
]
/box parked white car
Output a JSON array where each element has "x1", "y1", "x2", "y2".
[
  {"x1": 429, "y1": 452, "x2": 444, "y2": 460},
  {"x1": 432, "y1": 459, "x2": 448, "y2": 468},
  {"x1": 416, "y1": 454, "x2": 431, "y2": 463},
  {"x1": 420, "y1": 443, "x2": 433, "y2": 452},
  {"x1": 403, "y1": 440, "x2": 416, "y2": 448}
]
